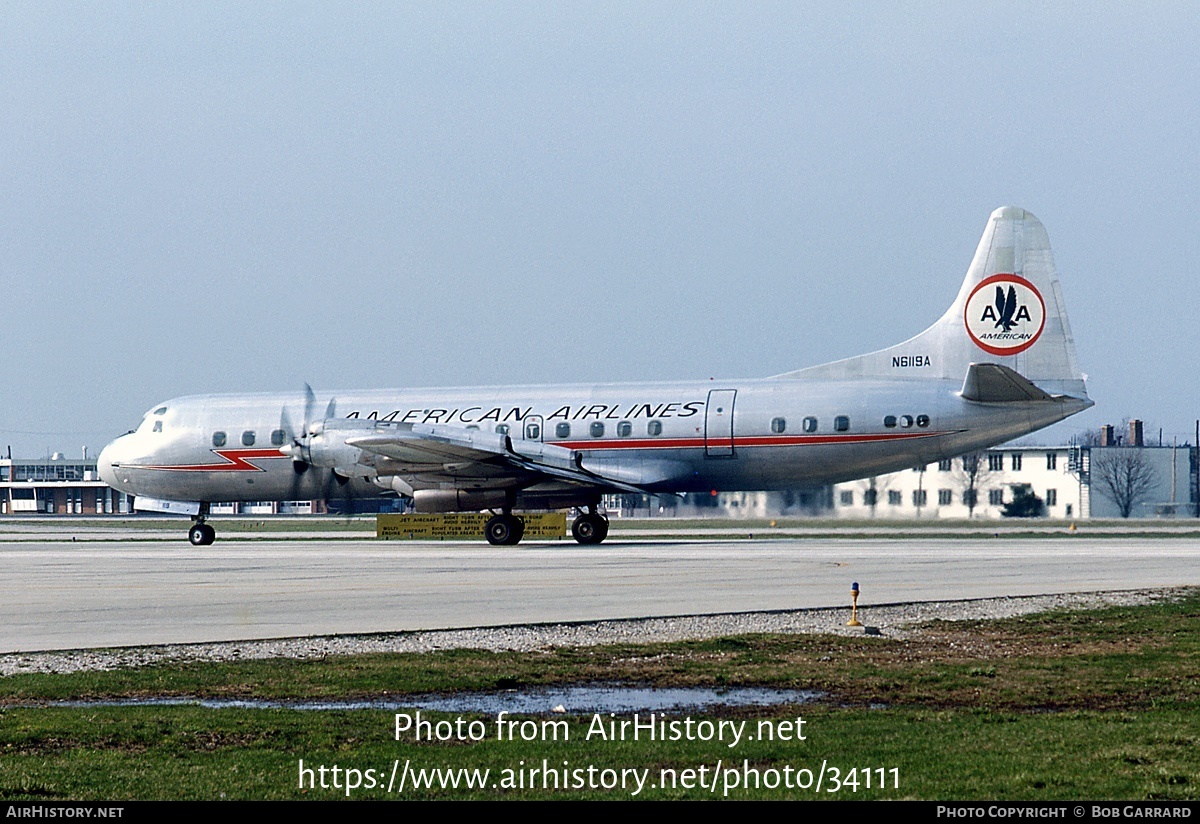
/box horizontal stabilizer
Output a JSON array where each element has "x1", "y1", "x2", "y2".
[{"x1": 960, "y1": 363, "x2": 1052, "y2": 403}]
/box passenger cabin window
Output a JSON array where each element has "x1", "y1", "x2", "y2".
[
  {"x1": 242, "y1": 431, "x2": 255, "y2": 446},
  {"x1": 802, "y1": 416, "x2": 818, "y2": 433},
  {"x1": 271, "y1": 429, "x2": 286, "y2": 446},
  {"x1": 899, "y1": 415, "x2": 913, "y2": 428},
  {"x1": 589, "y1": 422, "x2": 605, "y2": 438},
  {"x1": 524, "y1": 422, "x2": 540, "y2": 440},
  {"x1": 647, "y1": 420, "x2": 663, "y2": 436},
  {"x1": 496, "y1": 424, "x2": 510, "y2": 435},
  {"x1": 152, "y1": 421, "x2": 163, "y2": 433},
  {"x1": 883, "y1": 415, "x2": 897, "y2": 428},
  {"x1": 916, "y1": 414, "x2": 930, "y2": 428},
  {"x1": 555, "y1": 422, "x2": 571, "y2": 439},
  {"x1": 834, "y1": 415, "x2": 850, "y2": 432},
  {"x1": 617, "y1": 421, "x2": 633, "y2": 437},
  {"x1": 771, "y1": 417, "x2": 786, "y2": 434},
  {"x1": 212, "y1": 432, "x2": 227, "y2": 447}
]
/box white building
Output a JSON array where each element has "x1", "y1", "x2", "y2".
[{"x1": 830, "y1": 444, "x2": 1197, "y2": 520}]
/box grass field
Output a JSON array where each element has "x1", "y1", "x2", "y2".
[{"x1": 1, "y1": 591, "x2": 1197, "y2": 799}]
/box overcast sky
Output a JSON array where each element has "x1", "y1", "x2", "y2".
[{"x1": 2, "y1": 2, "x2": 1197, "y2": 457}]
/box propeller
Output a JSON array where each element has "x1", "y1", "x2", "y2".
[{"x1": 279, "y1": 383, "x2": 339, "y2": 504}]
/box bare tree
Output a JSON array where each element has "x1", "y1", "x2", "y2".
[
  {"x1": 1090, "y1": 448, "x2": 1159, "y2": 518},
  {"x1": 955, "y1": 452, "x2": 992, "y2": 518}
]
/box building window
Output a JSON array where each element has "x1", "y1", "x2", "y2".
[
  {"x1": 1065, "y1": 504, "x2": 1073, "y2": 516},
  {"x1": 912, "y1": 489, "x2": 927, "y2": 507},
  {"x1": 938, "y1": 489, "x2": 953, "y2": 506},
  {"x1": 1046, "y1": 489, "x2": 1058, "y2": 507},
  {"x1": 802, "y1": 416, "x2": 818, "y2": 433},
  {"x1": 840, "y1": 490, "x2": 854, "y2": 506},
  {"x1": 888, "y1": 490, "x2": 902, "y2": 506},
  {"x1": 771, "y1": 417, "x2": 786, "y2": 434},
  {"x1": 647, "y1": 420, "x2": 663, "y2": 436},
  {"x1": 617, "y1": 421, "x2": 633, "y2": 437},
  {"x1": 1010, "y1": 453, "x2": 1022, "y2": 471},
  {"x1": 834, "y1": 415, "x2": 850, "y2": 432},
  {"x1": 242, "y1": 431, "x2": 256, "y2": 447},
  {"x1": 938, "y1": 459, "x2": 952, "y2": 471},
  {"x1": 883, "y1": 415, "x2": 897, "y2": 428},
  {"x1": 212, "y1": 431, "x2": 227, "y2": 447},
  {"x1": 555, "y1": 422, "x2": 571, "y2": 439},
  {"x1": 1047, "y1": 452, "x2": 1058, "y2": 470},
  {"x1": 988, "y1": 454, "x2": 1004, "y2": 471},
  {"x1": 589, "y1": 421, "x2": 605, "y2": 438},
  {"x1": 863, "y1": 489, "x2": 877, "y2": 507},
  {"x1": 989, "y1": 489, "x2": 1004, "y2": 506}
]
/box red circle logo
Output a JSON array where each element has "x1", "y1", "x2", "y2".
[{"x1": 963, "y1": 274, "x2": 1046, "y2": 356}]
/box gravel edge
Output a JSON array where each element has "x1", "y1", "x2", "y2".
[{"x1": 0, "y1": 588, "x2": 1184, "y2": 677}]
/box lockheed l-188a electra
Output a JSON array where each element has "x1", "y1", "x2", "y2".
[{"x1": 98, "y1": 207, "x2": 1092, "y2": 546}]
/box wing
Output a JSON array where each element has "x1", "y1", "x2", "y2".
[{"x1": 341, "y1": 421, "x2": 653, "y2": 495}]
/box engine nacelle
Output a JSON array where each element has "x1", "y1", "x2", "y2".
[{"x1": 412, "y1": 489, "x2": 510, "y2": 513}]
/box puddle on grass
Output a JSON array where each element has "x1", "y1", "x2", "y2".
[{"x1": 55, "y1": 686, "x2": 821, "y2": 714}]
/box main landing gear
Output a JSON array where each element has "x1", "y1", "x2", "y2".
[
  {"x1": 483, "y1": 508, "x2": 610, "y2": 546},
  {"x1": 484, "y1": 513, "x2": 525, "y2": 546},
  {"x1": 571, "y1": 509, "x2": 609, "y2": 545}
]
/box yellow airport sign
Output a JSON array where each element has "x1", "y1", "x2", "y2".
[{"x1": 377, "y1": 512, "x2": 567, "y2": 540}]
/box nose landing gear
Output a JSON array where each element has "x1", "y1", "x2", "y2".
[{"x1": 188, "y1": 509, "x2": 215, "y2": 546}]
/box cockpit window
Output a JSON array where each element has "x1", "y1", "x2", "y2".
[
  {"x1": 153, "y1": 406, "x2": 168, "y2": 416},
  {"x1": 152, "y1": 421, "x2": 163, "y2": 433}
]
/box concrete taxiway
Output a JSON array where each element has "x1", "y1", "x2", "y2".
[{"x1": 1, "y1": 531, "x2": 1198, "y2": 652}]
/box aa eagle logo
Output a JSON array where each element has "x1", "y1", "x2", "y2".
[{"x1": 964, "y1": 274, "x2": 1045, "y2": 356}]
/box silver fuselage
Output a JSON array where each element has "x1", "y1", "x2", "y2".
[{"x1": 98, "y1": 376, "x2": 1089, "y2": 505}]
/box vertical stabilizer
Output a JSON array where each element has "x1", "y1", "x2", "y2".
[{"x1": 778, "y1": 207, "x2": 1087, "y2": 398}]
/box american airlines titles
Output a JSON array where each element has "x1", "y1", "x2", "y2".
[{"x1": 346, "y1": 401, "x2": 705, "y2": 425}]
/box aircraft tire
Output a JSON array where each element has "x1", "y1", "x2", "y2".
[
  {"x1": 571, "y1": 514, "x2": 607, "y2": 545},
  {"x1": 188, "y1": 524, "x2": 206, "y2": 546},
  {"x1": 201, "y1": 524, "x2": 216, "y2": 545},
  {"x1": 485, "y1": 514, "x2": 521, "y2": 546}
]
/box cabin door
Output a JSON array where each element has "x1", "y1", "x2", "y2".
[{"x1": 704, "y1": 389, "x2": 737, "y2": 457}]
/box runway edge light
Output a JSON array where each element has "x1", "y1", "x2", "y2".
[{"x1": 847, "y1": 582, "x2": 863, "y2": 627}]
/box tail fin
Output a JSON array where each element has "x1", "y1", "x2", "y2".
[{"x1": 777, "y1": 206, "x2": 1088, "y2": 398}]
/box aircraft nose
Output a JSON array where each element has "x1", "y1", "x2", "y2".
[{"x1": 98, "y1": 435, "x2": 131, "y2": 491}]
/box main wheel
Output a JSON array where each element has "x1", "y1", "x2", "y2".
[
  {"x1": 571, "y1": 513, "x2": 608, "y2": 545},
  {"x1": 485, "y1": 514, "x2": 522, "y2": 546},
  {"x1": 201, "y1": 524, "x2": 216, "y2": 545}
]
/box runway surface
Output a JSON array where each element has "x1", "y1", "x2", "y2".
[{"x1": 2, "y1": 533, "x2": 1198, "y2": 652}]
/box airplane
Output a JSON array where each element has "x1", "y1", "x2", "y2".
[{"x1": 98, "y1": 206, "x2": 1092, "y2": 546}]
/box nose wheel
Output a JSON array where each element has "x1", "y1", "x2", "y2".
[
  {"x1": 188, "y1": 521, "x2": 216, "y2": 546},
  {"x1": 571, "y1": 512, "x2": 609, "y2": 545}
]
